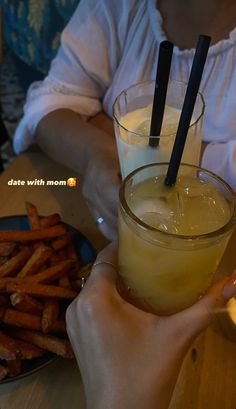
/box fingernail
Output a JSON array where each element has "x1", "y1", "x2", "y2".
[{"x1": 222, "y1": 273, "x2": 236, "y2": 300}]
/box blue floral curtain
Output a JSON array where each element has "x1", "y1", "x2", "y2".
[{"x1": 2, "y1": 0, "x2": 79, "y2": 74}]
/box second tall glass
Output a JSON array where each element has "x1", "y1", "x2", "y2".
[{"x1": 113, "y1": 79, "x2": 205, "y2": 179}]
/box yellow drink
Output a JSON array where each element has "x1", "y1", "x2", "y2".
[
  {"x1": 118, "y1": 163, "x2": 236, "y2": 314},
  {"x1": 113, "y1": 80, "x2": 204, "y2": 179}
]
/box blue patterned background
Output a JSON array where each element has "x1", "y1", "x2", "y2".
[{"x1": 2, "y1": 0, "x2": 79, "y2": 73}]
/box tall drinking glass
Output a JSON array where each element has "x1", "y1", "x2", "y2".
[
  {"x1": 118, "y1": 163, "x2": 236, "y2": 315},
  {"x1": 113, "y1": 80, "x2": 205, "y2": 179}
]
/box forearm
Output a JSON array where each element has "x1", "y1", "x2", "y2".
[
  {"x1": 85, "y1": 346, "x2": 188, "y2": 409},
  {"x1": 35, "y1": 109, "x2": 116, "y2": 175}
]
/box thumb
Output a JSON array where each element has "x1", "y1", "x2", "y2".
[{"x1": 174, "y1": 272, "x2": 236, "y2": 339}]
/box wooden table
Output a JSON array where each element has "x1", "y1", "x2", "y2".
[{"x1": 0, "y1": 151, "x2": 235, "y2": 409}]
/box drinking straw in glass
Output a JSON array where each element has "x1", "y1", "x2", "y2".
[
  {"x1": 164, "y1": 34, "x2": 211, "y2": 186},
  {"x1": 149, "y1": 40, "x2": 174, "y2": 148}
]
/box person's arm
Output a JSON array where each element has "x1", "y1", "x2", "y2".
[
  {"x1": 35, "y1": 109, "x2": 116, "y2": 178},
  {"x1": 201, "y1": 140, "x2": 236, "y2": 190},
  {"x1": 36, "y1": 109, "x2": 120, "y2": 241},
  {"x1": 66, "y1": 242, "x2": 236, "y2": 409},
  {"x1": 13, "y1": 0, "x2": 127, "y2": 240}
]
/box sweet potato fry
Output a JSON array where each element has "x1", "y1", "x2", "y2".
[
  {"x1": 0, "y1": 306, "x2": 7, "y2": 319},
  {"x1": 0, "y1": 364, "x2": 9, "y2": 380},
  {"x1": 15, "y1": 340, "x2": 44, "y2": 359},
  {"x1": 59, "y1": 275, "x2": 71, "y2": 289},
  {"x1": 10, "y1": 292, "x2": 43, "y2": 315},
  {"x1": 0, "y1": 247, "x2": 33, "y2": 277},
  {"x1": 6, "y1": 282, "x2": 77, "y2": 299},
  {"x1": 0, "y1": 277, "x2": 23, "y2": 291},
  {"x1": 0, "y1": 224, "x2": 67, "y2": 242},
  {"x1": 49, "y1": 253, "x2": 61, "y2": 266},
  {"x1": 66, "y1": 243, "x2": 78, "y2": 260},
  {"x1": 0, "y1": 242, "x2": 16, "y2": 257},
  {"x1": 42, "y1": 299, "x2": 59, "y2": 333},
  {"x1": 2, "y1": 308, "x2": 42, "y2": 331},
  {"x1": 0, "y1": 257, "x2": 8, "y2": 266},
  {"x1": 25, "y1": 202, "x2": 41, "y2": 230},
  {"x1": 11, "y1": 328, "x2": 74, "y2": 358},
  {"x1": 0, "y1": 295, "x2": 9, "y2": 307},
  {"x1": 17, "y1": 245, "x2": 52, "y2": 277},
  {"x1": 0, "y1": 203, "x2": 86, "y2": 380},
  {"x1": 51, "y1": 234, "x2": 71, "y2": 251},
  {"x1": 58, "y1": 250, "x2": 66, "y2": 260},
  {"x1": 26, "y1": 260, "x2": 75, "y2": 284},
  {"x1": 0, "y1": 331, "x2": 19, "y2": 360},
  {"x1": 6, "y1": 359, "x2": 22, "y2": 377},
  {"x1": 40, "y1": 213, "x2": 61, "y2": 228}
]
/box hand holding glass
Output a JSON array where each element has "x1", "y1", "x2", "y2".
[{"x1": 118, "y1": 163, "x2": 236, "y2": 314}]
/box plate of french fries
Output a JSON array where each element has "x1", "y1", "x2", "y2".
[{"x1": 0, "y1": 202, "x2": 95, "y2": 383}]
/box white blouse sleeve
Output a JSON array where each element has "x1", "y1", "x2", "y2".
[
  {"x1": 13, "y1": 0, "x2": 124, "y2": 154},
  {"x1": 202, "y1": 141, "x2": 236, "y2": 191}
]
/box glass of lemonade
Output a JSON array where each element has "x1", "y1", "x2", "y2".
[
  {"x1": 113, "y1": 80, "x2": 205, "y2": 179},
  {"x1": 118, "y1": 163, "x2": 236, "y2": 315}
]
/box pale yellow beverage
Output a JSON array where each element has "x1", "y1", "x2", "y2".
[
  {"x1": 116, "y1": 104, "x2": 199, "y2": 179},
  {"x1": 113, "y1": 80, "x2": 204, "y2": 179},
  {"x1": 118, "y1": 163, "x2": 236, "y2": 314}
]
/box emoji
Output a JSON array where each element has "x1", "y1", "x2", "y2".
[{"x1": 67, "y1": 178, "x2": 77, "y2": 187}]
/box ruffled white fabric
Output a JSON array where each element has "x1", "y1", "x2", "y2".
[{"x1": 14, "y1": 0, "x2": 236, "y2": 189}]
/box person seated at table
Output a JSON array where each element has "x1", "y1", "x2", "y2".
[
  {"x1": 13, "y1": 0, "x2": 236, "y2": 240},
  {"x1": 66, "y1": 242, "x2": 236, "y2": 409}
]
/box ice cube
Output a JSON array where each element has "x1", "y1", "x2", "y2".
[{"x1": 135, "y1": 119, "x2": 151, "y2": 136}]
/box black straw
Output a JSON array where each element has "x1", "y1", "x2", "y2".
[
  {"x1": 164, "y1": 35, "x2": 211, "y2": 186},
  {"x1": 149, "y1": 41, "x2": 174, "y2": 148}
]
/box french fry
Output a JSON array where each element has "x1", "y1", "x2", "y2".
[
  {"x1": 10, "y1": 292, "x2": 43, "y2": 315},
  {"x1": 51, "y1": 234, "x2": 71, "y2": 251},
  {"x1": 0, "y1": 203, "x2": 86, "y2": 379},
  {"x1": 0, "y1": 257, "x2": 8, "y2": 266},
  {"x1": 6, "y1": 359, "x2": 22, "y2": 377},
  {"x1": 26, "y1": 260, "x2": 75, "y2": 284},
  {"x1": 0, "y1": 277, "x2": 22, "y2": 292},
  {"x1": 0, "y1": 306, "x2": 7, "y2": 319},
  {"x1": 58, "y1": 250, "x2": 66, "y2": 260},
  {"x1": 0, "y1": 242, "x2": 16, "y2": 257},
  {"x1": 0, "y1": 224, "x2": 67, "y2": 242},
  {"x1": 26, "y1": 202, "x2": 43, "y2": 248},
  {"x1": 17, "y1": 245, "x2": 52, "y2": 277},
  {"x1": 0, "y1": 331, "x2": 19, "y2": 360},
  {"x1": 66, "y1": 243, "x2": 78, "y2": 260},
  {"x1": 42, "y1": 299, "x2": 59, "y2": 333},
  {"x1": 59, "y1": 275, "x2": 71, "y2": 289},
  {"x1": 49, "y1": 253, "x2": 61, "y2": 266},
  {"x1": 2, "y1": 308, "x2": 66, "y2": 332},
  {"x1": 11, "y1": 328, "x2": 74, "y2": 358},
  {"x1": 0, "y1": 295, "x2": 9, "y2": 307},
  {"x1": 2, "y1": 308, "x2": 42, "y2": 331},
  {"x1": 25, "y1": 202, "x2": 41, "y2": 230},
  {"x1": 0, "y1": 247, "x2": 33, "y2": 277},
  {"x1": 40, "y1": 213, "x2": 61, "y2": 228},
  {"x1": 0, "y1": 364, "x2": 9, "y2": 380},
  {"x1": 6, "y1": 282, "x2": 77, "y2": 299},
  {"x1": 15, "y1": 340, "x2": 44, "y2": 359}
]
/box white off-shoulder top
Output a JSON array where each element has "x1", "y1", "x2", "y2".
[{"x1": 14, "y1": 0, "x2": 236, "y2": 189}]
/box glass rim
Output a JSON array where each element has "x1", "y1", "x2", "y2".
[
  {"x1": 113, "y1": 79, "x2": 205, "y2": 138},
  {"x1": 119, "y1": 162, "x2": 236, "y2": 241}
]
